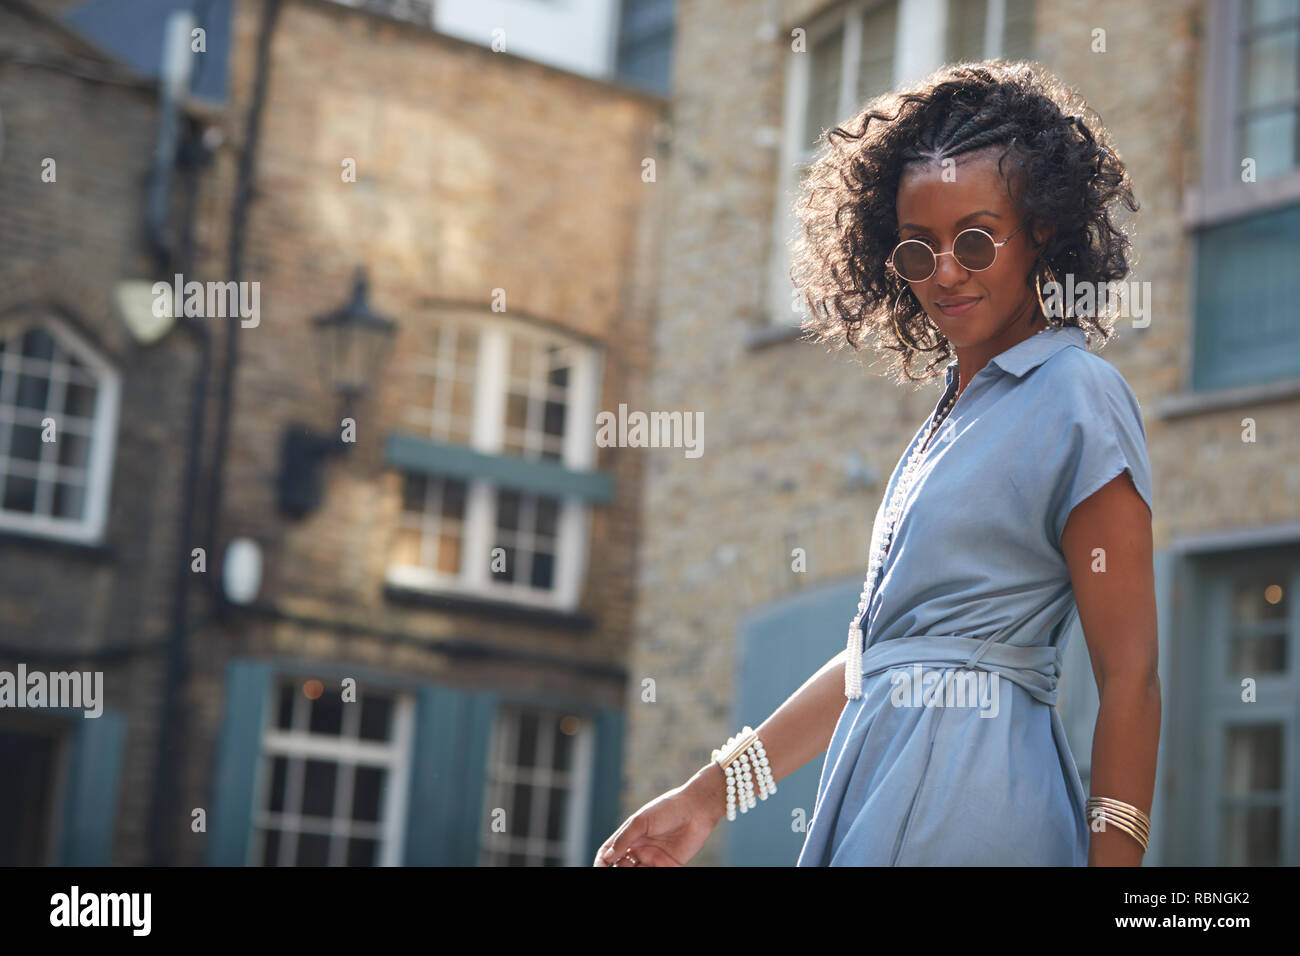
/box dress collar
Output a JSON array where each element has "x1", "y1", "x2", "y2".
[{"x1": 943, "y1": 325, "x2": 1086, "y2": 387}]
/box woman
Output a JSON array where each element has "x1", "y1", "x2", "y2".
[{"x1": 594, "y1": 60, "x2": 1159, "y2": 867}]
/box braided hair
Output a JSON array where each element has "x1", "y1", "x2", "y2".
[{"x1": 791, "y1": 59, "x2": 1138, "y2": 384}]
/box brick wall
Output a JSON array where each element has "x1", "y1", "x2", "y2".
[
  {"x1": 168, "y1": 0, "x2": 667, "y2": 863},
  {"x1": 0, "y1": 2, "x2": 203, "y2": 864}
]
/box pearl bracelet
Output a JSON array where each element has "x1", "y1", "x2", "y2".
[{"x1": 711, "y1": 725, "x2": 777, "y2": 821}]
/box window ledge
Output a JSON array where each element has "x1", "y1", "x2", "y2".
[
  {"x1": 1182, "y1": 173, "x2": 1300, "y2": 230},
  {"x1": 382, "y1": 584, "x2": 596, "y2": 631},
  {"x1": 744, "y1": 320, "x2": 806, "y2": 351},
  {"x1": 0, "y1": 528, "x2": 113, "y2": 560},
  {"x1": 1153, "y1": 377, "x2": 1300, "y2": 419},
  {"x1": 385, "y1": 433, "x2": 613, "y2": 502}
]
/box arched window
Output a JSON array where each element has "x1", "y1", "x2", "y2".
[{"x1": 0, "y1": 312, "x2": 121, "y2": 543}]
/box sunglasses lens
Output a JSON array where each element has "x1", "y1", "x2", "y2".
[
  {"x1": 893, "y1": 241, "x2": 934, "y2": 281},
  {"x1": 953, "y1": 229, "x2": 997, "y2": 271}
]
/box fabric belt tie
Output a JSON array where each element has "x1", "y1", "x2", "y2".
[{"x1": 857, "y1": 633, "x2": 1063, "y2": 707}]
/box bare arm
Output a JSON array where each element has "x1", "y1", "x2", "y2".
[
  {"x1": 1061, "y1": 471, "x2": 1161, "y2": 866},
  {"x1": 682, "y1": 648, "x2": 850, "y2": 822}
]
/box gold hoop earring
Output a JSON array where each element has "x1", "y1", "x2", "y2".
[
  {"x1": 891, "y1": 287, "x2": 918, "y2": 347},
  {"x1": 1035, "y1": 263, "x2": 1065, "y2": 329}
]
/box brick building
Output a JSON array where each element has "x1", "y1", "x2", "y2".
[
  {"x1": 623, "y1": 0, "x2": 1300, "y2": 866},
  {"x1": 1, "y1": 0, "x2": 670, "y2": 866},
  {"x1": 0, "y1": 0, "x2": 208, "y2": 866}
]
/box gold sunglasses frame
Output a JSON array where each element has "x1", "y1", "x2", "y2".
[{"x1": 887, "y1": 220, "x2": 1029, "y2": 283}]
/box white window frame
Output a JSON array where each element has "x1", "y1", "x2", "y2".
[
  {"x1": 476, "y1": 703, "x2": 596, "y2": 867},
  {"x1": 1185, "y1": 0, "x2": 1300, "y2": 229},
  {"x1": 386, "y1": 312, "x2": 602, "y2": 613},
  {"x1": 0, "y1": 311, "x2": 120, "y2": 544},
  {"x1": 248, "y1": 679, "x2": 415, "y2": 867},
  {"x1": 1198, "y1": 554, "x2": 1299, "y2": 865},
  {"x1": 766, "y1": 0, "x2": 1020, "y2": 325}
]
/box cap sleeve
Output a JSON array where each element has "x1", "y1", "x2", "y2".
[{"x1": 1050, "y1": 361, "x2": 1154, "y2": 548}]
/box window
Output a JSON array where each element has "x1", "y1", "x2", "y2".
[
  {"x1": 945, "y1": 0, "x2": 1035, "y2": 64},
  {"x1": 1200, "y1": 553, "x2": 1299, "y2": 865},
  {"x1": 393, "y1": 473, "x2": 468, "y2": 575},
  {"x1": 502, "y1": 335, "x2": 572, "y2": 461},
  {"x1": 1236, "y1": 0, "x2": 1300, "y2": 182},
  {"x1": 250, "y1": 678, "x2": 413, "y2": 866},
  {"x1": 478, "y1": 704, "x2": 595, "y2": 866},
  {"x1": 62, "y1": 0, "x2": 234, "y2": 102},
  {"x1": 615, "y1": 0, "x2": 676, "y2": 94},
  {"x1": 386, "y1": 314, "x2": 601, "y2": 611},
  {"x1": 490, "y1": 489, "x2": 559, "y2": 591},
  {"x1": 403, "y1": 323, "x2": 478, "y2": 445},
  {"x1": 767, "y1": 0, "x2": 1035, "y2": 327},
  {"x1": 1189, "y1": 0, "x2": 1300, "y2": 390},
  {"x1": 1191, "y1": 203, "x2": 1300, "y2": 388},
  {"x1": 0, "y1": 314, "x2": 120, "y2": 543},
  {"x1": 797, "y1": 1, "x2": 900, "y2": 166}
]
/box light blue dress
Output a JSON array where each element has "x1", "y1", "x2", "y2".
[{"x1": 795, "y1": 325, "x2": 1155, "y2": 866}]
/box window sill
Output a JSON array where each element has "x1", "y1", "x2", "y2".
[
  {"x1": 1182, "y1": 173, "x2": 1300, "y2": 230},
  {"x1": 1153, "y1": 377, "x2": 1300, "y2": 419},
  {"x1": 0, "y1": 527, "x2": 113, "y2": 560},
  {"x1": 385, "y1": 432, "x2": 614, "y2": 503},
  {"x1": 382, "y1": 584, "x2": 596, "y2": 631}
]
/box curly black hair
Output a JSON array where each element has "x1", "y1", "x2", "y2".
[{"x1": 791, "y1": 59, "x2": 1139, "y2": 384}]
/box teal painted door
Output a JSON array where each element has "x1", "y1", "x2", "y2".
[
  {"x1": 725, "y1": 577, "x2": 861, "y2": 866},
  {"x1": 405, "y1": 684, "x2": 498, "y2": 865},
  {"x1": 585, "y1": 707, "x2": 625, "y2": 866},
  {"x1": 56, "y1": 708, "x2": 126, "y2": 866},
  {"x1": 206, "y1": 660, "x2": 273, "y2": 865}
]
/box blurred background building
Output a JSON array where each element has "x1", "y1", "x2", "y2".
[
  {"x1": 620, "y1": 0, "x2": 1298, "y2": 867},
  {"x1": 1, "y1": 0, "x2": 1296, "y2": 868},
  {"x1": 0, "y1": 0, "x2": 671, "y2": 866}
]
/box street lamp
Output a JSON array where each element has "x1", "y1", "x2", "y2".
[{"x1": 277, "y1": 268, "x2": 397, "y2": 517}]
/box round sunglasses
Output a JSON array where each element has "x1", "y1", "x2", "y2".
[{"x1": 887, "y1": 221, "x2": 1028, "y2": 283}]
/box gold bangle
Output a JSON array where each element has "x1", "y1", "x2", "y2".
[
  {"x1": 1086, "y1": 803, "x2": 1150, "y2": 839},
  {"x1": 1088, "y1": 794, "x2": 1150, "y2": 818},
  {"x1": 1081, "y1": 806, "x2": 1154, "y2": 848},
  {"x1": 711, "y1": 728, "x2": 759, "y2": 770},
  {"x1": 1087, "y1": 794, "x2": 1150, "y2": 817},
  {"x1": 1086, "y1": 797, "x2": 1151, "y2": 838},
  {"x1": 1088, "y1": 811, "x2": 1148, "y2": 852},
  {"x1": 1087, "y1": 809, "x2": 1148, "y2": 851},
  {"x1": 1086, "y1": 801, "x2": 1150, "y2": 852}
]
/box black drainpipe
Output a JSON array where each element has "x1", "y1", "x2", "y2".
[
  {"x1": 206, "y1": 0, "x2": 281, "y2": 619},
  {"x1": 144, "y1": 1, "x2": 217, "y2": 867},
  {"x1": 146, "y1": 131, "x2": 212, "y2": 866},
  {"x1": 146, "y1": 0, "x2": 282, "y2": 867}
]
